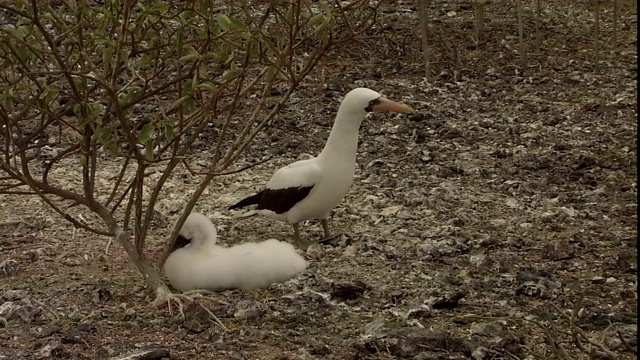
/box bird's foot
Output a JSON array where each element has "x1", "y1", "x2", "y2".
[
  {"x1": 318, "y1": 232, "x2": 352, "y2": 244},
  {"x1": 153, "y1": 287, "x2": 228, "y2": 331},
  {"x1": 296, "y1": 232, "x2": 351, "y2": 250},
  {"x1": 294, "y1": 238, "x2": 314, "y2": 251}
]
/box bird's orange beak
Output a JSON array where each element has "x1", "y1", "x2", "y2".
[{"x1": 371, "y1": 97, "x2": 413, "y2": 113}]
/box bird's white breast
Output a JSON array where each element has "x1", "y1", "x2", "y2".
[{"x1": 286, "y1": 158, "x2": 356, "y2": 223}]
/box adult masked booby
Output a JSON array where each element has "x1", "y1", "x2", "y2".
[
  {"x1": 228, "y1": 87, "x2": 412, "y2": 247},
  {"x1": 164, "y1": 212, "x2": 307, "y2": 292}
]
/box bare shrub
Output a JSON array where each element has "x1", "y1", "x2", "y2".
[{"x1": 0, "y1": 0, "x2": 375, "y2": 302}]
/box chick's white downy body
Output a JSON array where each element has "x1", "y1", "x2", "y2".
[{"x1": 164, "y1": 213, "x2": 307, "y2": 292}]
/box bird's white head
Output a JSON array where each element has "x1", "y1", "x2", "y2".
[
  {"x1": 340, "y1": 87, "x2": 413, "y2": 116},
  {"x1": 172, "y1": 212, "x2": 218, "y2": 251}
]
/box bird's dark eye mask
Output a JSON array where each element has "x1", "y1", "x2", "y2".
[
  {"x1": 365, "y1": 97, "x2": 381, "y2": 112},
  {"x1": 171, "y1": 234, "x2": 192, "y2": 252}
]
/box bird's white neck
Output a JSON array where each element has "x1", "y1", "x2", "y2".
[{"x1": 317, "y1": 110, "x2": 367, "y2": 163}]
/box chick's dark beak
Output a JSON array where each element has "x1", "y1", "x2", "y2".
[{"x1": 171, "y1": 234, "x2": 192, "y2": 252}]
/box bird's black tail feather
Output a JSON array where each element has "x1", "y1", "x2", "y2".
[{"x1": 228, "y1": 191, "x2": 264, "y2": 210}]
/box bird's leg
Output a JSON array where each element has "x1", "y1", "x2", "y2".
[
  {"x1": 318, "y1": 218, "x2": 350, "y2": 243},
  {"x1": 293, "y1": 222, "x2": 302, "y2": 244},
  {"x1": 321, "y1": 219, "x2": 332, "y2": 238},
  {"x1": 293, "y1": 223, "x2": 312, "y2": 250}
]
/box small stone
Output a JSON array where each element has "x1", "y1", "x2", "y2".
[
  {"x1": 478, "y1": 236, "x2": 499, "y2": 247},
  {"x1": 13, "y1": 299, "x2": 41, "y2": 323},
  {"x1": 68, "y1": 310, "x2": 84, "y2": 321},
  {"x1": 233, "y1": 300, "x2": 268, "y2": 320},
  {"x1": 541, "y1": 241, "x2": 576, "y2": 261},
  {"x1": 62, "y1": 257, "x2": 82, "y2": 266},
  {"x1": 107, "y1": 348, "x2": 170, "y2": 360},
  {"x1": 123, "y1": 308, "x2": 136, "y2": 320},
  {"x1": 94, "y1": 288, "x2": 114, "y2": 303},
  {"x1": 1, "y1": 289, "x2": 25, "y2": 301},
  {"x1": 591, "y1": 276, "x2": 606, "y2": 284},
  {"x1": 309, "y1": 343, "x2": 331, "y2": 356},
  {"x1": 38, "y1": 342, "x2": 63, "y2": 358},
  {"x1": 470, "y1": 321, "x2": 504, "y2": 337},
  {"x1": 342, "y1": 245, "x2": 358, "y2": 257},
  {"x1": 209, "y1": 331, "x2": 224, "y2": 343},
  {"x1": 469, "y1": 253, "x2": 498, "y2": 271},
  {"x1": 471, "y1": 346, "x2": 489, "y2": 360},
  {"x1": 32, "y1": 325, "x2": 61, "y2": 337},
  {"x1": 407, "y1": 305, "x2": 432, "y2": 319},
  {"x1": 431, "y1": 292, "x2": 466, "y2": 309},
  {"x1": 96, "y1": 346, "x2": 115, "y2": 358},
  {"x1": 304, "y1": 243, "x2": 324, "y2": 258},
  {"x1": 0, "y1": 301, "x2": 17, "y2": 319},
  {"x1": 184, "y1": 318, "x2": 206, "y2": 334},
  {"x1": 605, "y1": 277, "x2": 617, "y2": 284},
  {"x1": 330, "y1": 280, "x2": 370, "y2": 301},
  {"x1": 62, "y1": 322, "x2": 96, "y2": 344},
  {"x1": 0, "y1": 258, "x2": 19, "y2": 276},
  {"x1": 615, "y1": 250, "x2": 637, "y2": 273}
]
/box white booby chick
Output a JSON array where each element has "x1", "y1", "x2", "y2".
[
  {"x1": 163, "y1": 212, "x2": 307, "y2": 292},
  {"x1": 228, "y1": 87, "x2": 412, "y2": 246}
]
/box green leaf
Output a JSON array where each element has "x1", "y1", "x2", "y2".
[
  {"x1": 321, "y1": 3, "x2": 332, "y2": 16},
  {"x1": 290, "y1": 4, "x2": 300, "y2": 21},
  {"x1": 9, "y1": 25, "x2": 28, "y2": 40},
  {"x1": 138, "y1": 124, "x2": 154, "y2": 144},
  {"x1": 79, "y1": 155, "x2": 87, "y2": 167},
  {"x1": 97, "y1": 126, "x2": 112, "y2": 144},
  {"x1": 195, "y1": 81, "x2": 217, "y2": 92},
  {"x1": 198, "y1": 0, "x2": 210, "y2": 13},
  {"x1": 224, "y1": 51, "x2": 235, "y2": 66},
  {"x1": 78, "y1": 115, "x2": 94, "y2": 129},
  {"x1": 150, "y1": 3, "x2": 168, "y2": 13},
  {"x1": 16, "y1": 0, "x2": 27, "y2": 11},
  {"x1": 120, "y1": 48, "x2": 130, "y2": 64},
  {"x1": 216, "y1": 14, "x2": 232, "y2": 31},
  {"x1": 73, "y1": 103, "x2": 83, "y2": 115},
  {"x1": 183, "y1": 78, "x2": 195, "y2": 95},
  {"x1": 179, "y1": 45, "x2": 199, "y2": 62},
  {"x1": 39, "y1": 84, "x2": 60, "y2": 106},
  {"x1": 67, "y1": 0, "x2": 77, "y2": 11},
  {"x1": 266, "y1": 66, "x2": 278, "y2": 82},
  {"x1": 249, "y1": 40, "x2": 260, "y2": 57},
  {"x1": 164, "y1": 123, "x2": 174, "y2": 142},
  {"x1": 171, "y1": 95, "x2": 192, "y2": 110},
  {"x1": 230, "y1": 17, "x2": 246, "y2": 30},
  {"x1": 139, "y1": 54, "x2": 153, "y2": 68},
  {"x1": 179, "y1": 53, "x2": 200, "y2": 62},
  {"x1": 314, "y1": 23, "x2": 329, "y2": 42},
  {"x1": 102, "y1": 46, "x2": 114, "y2": 67},
  {"x1": 307, "y1": 14, "x2": 325, "y2": 27},
  {"x1": 40, "y1": 13, "x2": 55, "y2": 22}
]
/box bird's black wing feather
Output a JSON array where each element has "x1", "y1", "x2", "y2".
[
  {"x1": 257, "y1": 186, "x2": 313, "y2": 214},
  {"x1": 228, "y1": 191, "x2": 264, "y2": 210}
]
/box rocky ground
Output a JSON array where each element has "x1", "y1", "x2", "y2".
[{"x1": 1, "y1": 2, "x2": 637, "y2": 360}]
